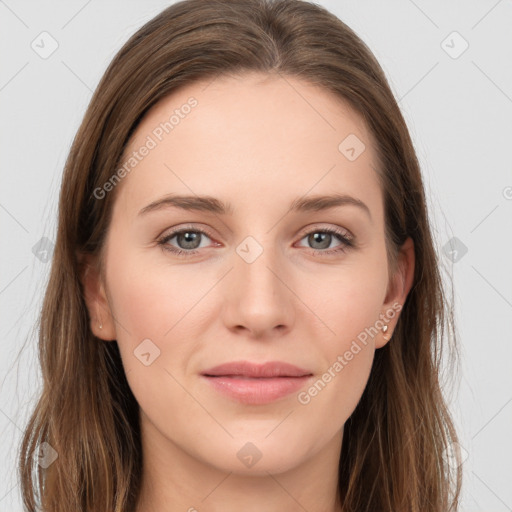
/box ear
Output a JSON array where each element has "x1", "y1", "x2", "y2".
[
  {"x1": 376, "y1": 236, "x2": 415, "y2": 349},
  {"x1": 78, "y1": 252, "x2": 117, "y2": 341}
]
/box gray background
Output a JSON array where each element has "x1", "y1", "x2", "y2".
[{"x1": 1, "y1": 0, "x2": 511, "y2": 510}]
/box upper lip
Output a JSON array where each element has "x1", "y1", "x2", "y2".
[{"x1": 201, "y1": 361, "x2": 312, "y2": 378}]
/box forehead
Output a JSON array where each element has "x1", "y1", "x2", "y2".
[{"x1": 113, "y1": 72, "x2": 382, "y2": 220}]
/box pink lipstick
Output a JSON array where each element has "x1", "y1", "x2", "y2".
[{"x1": 201, "y1": 361, "x2": 313, "y2": 405}]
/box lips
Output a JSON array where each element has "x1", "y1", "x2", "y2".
[
  {"x1": 201, "y1": 361, "x2": 313, "y2": 405},
  {"x1": 201, "y1": 360, "x2": 312, "y2": 378}
]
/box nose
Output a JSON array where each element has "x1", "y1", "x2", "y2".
[{"x1": 221, "y1": 237, "x2": 296, "y2": 339}]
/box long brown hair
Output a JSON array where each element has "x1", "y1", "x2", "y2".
[{"x1": 18, "y1": 0, "x2": 463, "y2": 510}]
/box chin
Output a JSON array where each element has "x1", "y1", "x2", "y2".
[{"x1": 197, "y1": 434, "x2": 311, "y2": 476}]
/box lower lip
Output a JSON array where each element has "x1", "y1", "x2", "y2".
[{"x1": 201, "y1": 375, "x2": 313, "y2": 404}]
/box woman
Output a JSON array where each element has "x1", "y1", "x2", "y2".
[{"x1": 18, "y1": 0, "x2": 463, "y2": 510}]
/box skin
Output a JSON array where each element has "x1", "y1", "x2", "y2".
[{"x1": 82, "y1": 71, "x2": 415, "y2": 512}]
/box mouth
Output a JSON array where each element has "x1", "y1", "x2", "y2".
[{"x1": 200, "y1": 360, "x2": 313, "y2": 404}]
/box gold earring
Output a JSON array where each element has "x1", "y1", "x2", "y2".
[{"x1": 99, "y1": 320, "x2": 103, "y2": 329}]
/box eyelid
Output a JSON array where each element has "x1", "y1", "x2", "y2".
[
  {"x1": 157, "y1": 223, "x2": 355, "y2": 256},
  {"x1": 296, "y1": 223, "x2": 353, "y2": 241},
  {"x1": 158, "y1": 222, "x2": 353, "y2": 242},
  {"x1": 293, "y1": 224, "x2": 355, "y2": 256},
  {"x1": 157, "y1": 223, "x2": 217, "y2": 242}
]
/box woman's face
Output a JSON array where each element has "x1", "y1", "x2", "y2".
[{"x1": 87, "y1": 72, "x2": 413, "y2": 476}]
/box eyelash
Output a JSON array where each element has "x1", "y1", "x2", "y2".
[{"x1": 157, "y1": 225, "x2": 354, "y2": 258}]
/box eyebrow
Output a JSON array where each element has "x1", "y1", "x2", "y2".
[{"x1": 138, "y1": 193, "x2": 372, "y2": 221}]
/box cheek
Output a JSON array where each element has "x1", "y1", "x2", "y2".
[
  {"x1": 302, "y1": 260, "x2": 387, "y2": 347},
  {"x1": 106, "y1": 249, "x2": 210, "y2": 341},
  {"x1": 105, "y1": 253, "x2": 208, "y2": 429},
  {"x1": 105, "y1": 248, "x2": 218, "y2": 403},
  {"x1": 294, "y1": 260, "x2": 386, "y2": 414},
  {"x1": 295, "y1": 293, "x2": 378, "y2": 450}
]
